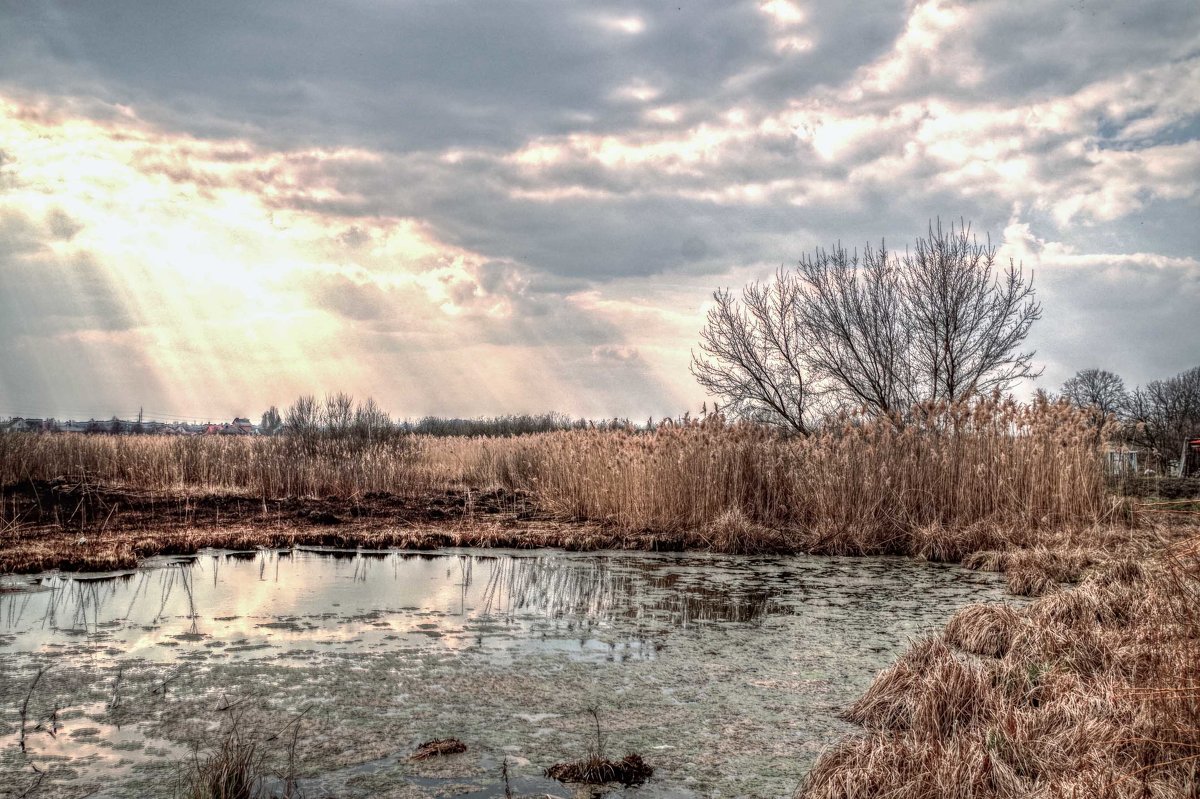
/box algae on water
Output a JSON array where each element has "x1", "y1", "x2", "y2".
[{"x1": 0, "y1": 548, "x2": 1014, "y2": 798}]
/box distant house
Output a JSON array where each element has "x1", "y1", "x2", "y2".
[
  {"x1": 4, "y1": 418, "x2": 50, "y2": 433},
  {"x1": 1180, "y1": 438, "x2": 1200, "y2": 478},
  {"x1": 202, "y1": 418, "x2": 257, "y2": 436},
  {"x1": 1104, "y1": 446, "x2": 1157, "y2": 476}
]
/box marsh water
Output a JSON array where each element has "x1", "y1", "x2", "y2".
[{"x1": 0, "y1": 548, "x2": 1014, "y2": 798}]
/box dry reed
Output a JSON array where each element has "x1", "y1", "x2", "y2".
[
  {"x1": 178, "y1": 720, "x2": 263, "y2": 799},
  {"x1": 0, "y1": 396, "x2": 1112, "y2": 529},
  {"x1": 799, "y1": 536, "x2": 1200, "y2": 798},
  {"x1": 1, "y1": 396, "x2": 1134, "y2": 574}
]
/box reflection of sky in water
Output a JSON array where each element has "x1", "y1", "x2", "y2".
[
  {"x1": 0, "y1": 549, "x2": 1017, "y2": 798},
  {"x1": 2, "y1": 549, "x2": 1006, "y2": 665}
]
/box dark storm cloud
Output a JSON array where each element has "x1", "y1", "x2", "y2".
[
  {"x1": 0, "y1": 0, "x2": 902, "y2": 152},
  {"x1": 5, "y1": 0, "x2": 1190, "y2": 280}
]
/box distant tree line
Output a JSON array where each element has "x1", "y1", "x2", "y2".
[
  {"x1": 266, "y1": 393, "x2": 639, "y2": 445},
  {"x1": 1059, "y1": 365, "x2": 1200, "y2": 468},
  {"x1": 6, "y1": 399, "x2": 651, "y2": 441},
  {"x1": 402, "y1": 412, "x2": 591, "y2": 437}
]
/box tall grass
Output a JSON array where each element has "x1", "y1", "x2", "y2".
[
  {"x1": 1, "y1": 395, "x2": 1116, "y2": 543},
  {"x1": 477, "y1": 394, "x2": 1116, "y2": 545}
]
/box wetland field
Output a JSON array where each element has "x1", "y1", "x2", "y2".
[
  {"x1": 1, "y1": 548, "x2": 1017, "y2": 797},
  {"x1": 1, "y1": 399, "x2": 1198, "y2": 797}
]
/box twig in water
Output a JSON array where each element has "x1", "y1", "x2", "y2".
[
  {"x1": 108, "y1": 665, "x2": 124, "y2": 711},
  {"x1": 586, "y1": 705, "x2": 605, "y2": 757},
  {"x1": 502, "y1": 756, "x2": 514, "y2": 799},
  {"x1": 16, "y1": 765, "x2": 45, "y2": 799},
  {"x1": 271, "y1": 704, "x2": 312, "y2": 799},
  {"x1": 19, "y1": 665, "x2": 50, "y2": 753},
  {"x1": 151, "y1": 669, "x2": 183, "y2": 698}
]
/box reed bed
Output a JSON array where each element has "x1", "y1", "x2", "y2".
[
  {"x1": 1, "y1": 396, "x2": 1119, "y2": 562},
  {"x1": 0, "y1": 433, "x2": 463, "y2": 498},
  {"x1": 799, "y1": 540, "x2": 1200, "y2": 798},
  {"x1": 476, "y1": 395, "x2": 1117, "y2": 549}
]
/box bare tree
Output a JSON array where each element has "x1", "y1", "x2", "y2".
[
  {"x1": 901, "y1": 220, "x2": 1042, "y2": 403},
  {"x1": 1126, "y1": 366, "x2": 1200, "y2": 468},
  {"x1": 352, "y1": 396, "x2": 392, "y2": 443},
  {"x1": 690, "y1": 270, "x2": 813, "y2": 433},
  {"x1": 1061, "y1": 369, "x2": 1127, "y2": 418},
  {"x1": 693, "y1": 219, "x2": 1043, "y2": 426},
  {"x1": 794, "y1": 240, "x2": 913, "y2": 414},
  {"x1": 284, "y1": 394, "x2": 319, "y2": 438},
  {"x1": 323, "y1": 392, "x2": 355, "y2": 437}
]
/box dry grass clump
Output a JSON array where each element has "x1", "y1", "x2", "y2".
[
  {"x1": 178, "y1": 724, "x2": 263, "y2": 799},
  {"x1": 695, "y1": 507, "x2": 792, "y2": 554},
  {"x1": 910, "y1": 522, "x2": 1014, "y2": 563},
  {"x1": 799, "y1": 535, "x2": 1200, "y2": 799},
  {"x1": 944, "y1": 604, "x2": 1022, "y2": 657},
  {"x1": 411, "y1": 737, "x2": 467, "y2": 760},
  {"x1": 843, "y1": 637, "x2": 999, "y2": 738},
  {"x1": 1003, "y1": 548, "x2": 1095, "y2": 596},
  {"x1": 962, "y1": 549, "x2": 1010, "y2": 572},
  {"x1": 800, "y1": 733, "x2": 999, "y2": 799},
  {"x1": 545, "y1": 753, "x2": 653, "y2": 787}
]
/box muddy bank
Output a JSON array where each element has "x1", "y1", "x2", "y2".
[
  {"x1": 0, "y1": 479, "x2": 666, "y2": 574},
  {"x1": 1, "y1": 477, "x2": 542, "y2": 530},
  {"x1": 0, "y1": 478, "x2": 1181, "y2": 579}
]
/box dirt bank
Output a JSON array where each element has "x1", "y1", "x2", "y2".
[
  {"x1": 0, "y1": 479, "x2": 706, "y2": 573},
  {"x1": 1, "y1": 477, "x2": 1189, "y2": 578}
]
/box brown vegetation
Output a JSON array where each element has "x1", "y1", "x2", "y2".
[
  {"x1": 798, "y1": 540, "x2": 1200, "y2": 798},
  {"x1": 545, "y1": 752, "x2": 654, "y2": 787},
  {"x1": 0, "y1": 396, "x2": 1161, "y2": 575},
  {"x1": 411, "y1": 738, "x2": 468, "y2": 760},
  {"x1": 944, "y1": 604, "x2": 1021, "y2": 658},
  {"x1": 6, "y1": 396, "x2": 1196, "y2": 796},
  {"x1": 178, "y1": 720, "x2": 263, "y2": 799}
]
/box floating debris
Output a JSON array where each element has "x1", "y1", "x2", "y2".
[{"x1": 411, "y1": 737, "x2": 468, "y2": 760}]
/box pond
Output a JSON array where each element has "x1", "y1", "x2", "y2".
[{"x1": 0, "y1": 548, "x2": 1014, "y2": 798}]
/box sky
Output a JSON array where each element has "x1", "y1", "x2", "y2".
[{"x1": 0, "y1": 0, "x2": 1197, "y2": 423}]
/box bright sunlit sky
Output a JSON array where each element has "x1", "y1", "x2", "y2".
[{"x1": 0, "y1": 1, "x2": 1197, "y2": 423}]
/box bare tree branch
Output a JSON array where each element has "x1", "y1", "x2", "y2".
[
  {"x1": 692, "y1": 219, "x2": 1045, "y2": 426},
  {"x1": 690, "y1": 273, "x2": 814, "y2": 434}
]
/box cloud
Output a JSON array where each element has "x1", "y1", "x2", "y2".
[
  {"x1": 0, "y1": 0, "x2": 1196, "y2": 419},
  {"x1": 593, "y1": 344, "x2": 642, "y2": 363},
  {"x1": 1002, "y1": 217, "x2": 1200, "y2": 389}
]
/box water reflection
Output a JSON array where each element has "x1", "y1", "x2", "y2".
[
  {"x1": 477, "y1": 555, "x2": 787, "y2": 626},
  {"x1": 18, "y1": 565, "x2": 199, "y2": 638},
  {"x1": 0, "y1": 549, "x2": 800, "y2": 662}
]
